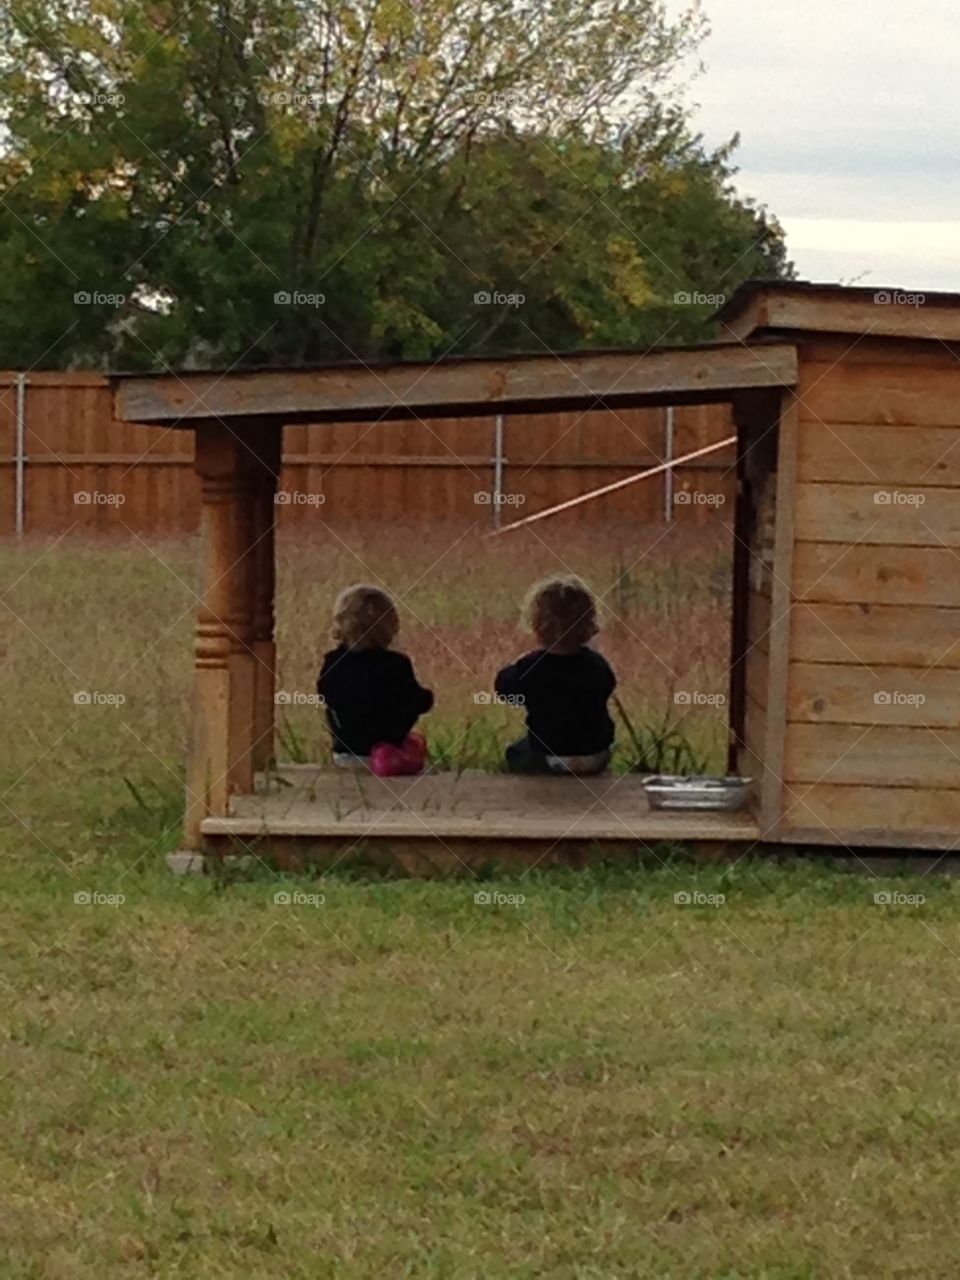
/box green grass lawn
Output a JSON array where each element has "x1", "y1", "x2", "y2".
[
  {"x1": 4, "y1": 533, "x2": 960, "y2": 1276},
  {"x1": 3, "y1": 825, "x2": 960, "y2": 1277}
]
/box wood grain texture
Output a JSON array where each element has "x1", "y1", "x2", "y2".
[
  {"x1": 114, "y1": 343, "x2": 799, "y2": 424},
  {"x1": 797, "y1": 423, "x2": 960, "y2": 486},
  {"x1": 200, "y1": 767, "x2": 760, "y2": 843},
  {"x1": 785, "y1": 723, "x2": 960, "y2": 788},
  {"x1": 788, "y1": 662, "x2": 960, "y2": 727},
  {"x1": 759, "y1": 393, "x2": 799, "y2": 833},
  {"x1": 781, "y1": 782, "x2": 960, "y2": 843},
  {"x1": 793, "y1": 543, "x2": 960, "y2": 608},
  {"x1": 798, "y1": 362, "x2": 960, "y2": 427},
  {"x1": 4, "y1": 381, "x2": 737, "y2": 533},
  {"x1": 790, "y1": 602, "x2": 960, "y2": 668},
  {"x1": 794, "y1": 481, "x2": 960, "y2": 546},
  {"x1": 722, "y1": 284, "x2": 960, "y2": 345}
]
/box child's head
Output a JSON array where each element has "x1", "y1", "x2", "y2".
[
  {"x1": 524, "y1": 575, "x2": 599, "y2": 653},
  {"x1": 332, "y1": 583, "x2": 399, "y2": 651}
]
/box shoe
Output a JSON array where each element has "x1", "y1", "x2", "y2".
[{"x1": 370, "y1": 732, "x2": 427, "y2": 777}]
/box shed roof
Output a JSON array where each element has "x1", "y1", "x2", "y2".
[
  {"x1": 114, "y1": 338, "x2": 796, "y2": 427},
  {"x1": 716, "y1": 279, "x2": 960, "y2": 343}
]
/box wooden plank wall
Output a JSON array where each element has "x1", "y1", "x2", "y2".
[
  {"x1": 779, "y1": 340, "x2": 960, "y2": 847},
  {"x1": 0, "y1": 374, "x2": 736, "y2": 535}
]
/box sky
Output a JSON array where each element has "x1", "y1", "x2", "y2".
[{"x1": 674, "y1": 0, "x2": 960, "y2": 289}]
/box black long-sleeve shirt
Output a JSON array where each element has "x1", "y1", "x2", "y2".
[
  {"x1": 494, "y1": 647, "x2": 616, "y2": 756},
  {"x1": 317, "y1": 647, "x2": 433, "y2": 755}
]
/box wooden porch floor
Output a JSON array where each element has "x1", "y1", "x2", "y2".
[{"x1": 201, "y1": 767, "x2": 760, "y2": 857}]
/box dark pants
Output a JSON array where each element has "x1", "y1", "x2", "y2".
[
  {"x1": 505, "y1": 736, "x2": 611, "y2": 776},
  {"x1": 505, "y1": 736, "x2": 554, "y2": 774}
]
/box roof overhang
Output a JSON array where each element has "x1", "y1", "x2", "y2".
[
  {"x1": 113, "y1": 340, "x2": 797, "y2": 427},
  {"x1": 716, "y1": 280, "x2": 960, "y2": 344}
]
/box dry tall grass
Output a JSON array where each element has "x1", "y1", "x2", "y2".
[{"x1": 0, "y1": 520, "x2": 732, "y2": 820}]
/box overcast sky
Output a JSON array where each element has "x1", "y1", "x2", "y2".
[{"x1": 675, "y1": 0, "x2": 960, "y2": 289}]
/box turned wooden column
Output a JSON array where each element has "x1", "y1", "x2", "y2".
[
  {"x1": 185, "y1": 419, "x2": 284, "y2": 847},
  {"x1": 185, "y1": 423, "x2": 246, "y2": 846},
  {"x1": 249, "y1": 425, "x2": 282, "y2": 773}
]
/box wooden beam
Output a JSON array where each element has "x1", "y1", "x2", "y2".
[
  {"x1": 718, "y1": 284, "x2": 960, "y2": 344},
  {"x1": 114, "y1": 343, "x2": 798, "y2": 426}
]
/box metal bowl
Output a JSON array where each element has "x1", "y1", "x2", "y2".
[{"x1": 641, "y1": 774, "x2": 752, "y2": 812}]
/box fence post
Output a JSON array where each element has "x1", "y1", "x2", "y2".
[
  {"x1": 14, "y1": 373, "x2": 27, "y2": 537},
  {"x1": 492, "y1": 413, "x2": 505, "y2": 529},
  {"x1": 663, "y1": 405, "x2": 674, "y2": 523}
]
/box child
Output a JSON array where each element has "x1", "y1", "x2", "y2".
[
  {"x1": 494, "y1": 575, "x2": 615, "y2": 775},
  {"x1": 317, "y1": 584, "x2": 433, "y2": 776}
]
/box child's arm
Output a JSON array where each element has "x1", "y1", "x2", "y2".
[
  {"x1": 494, "y1": 659, "x2": 524, "y2": 699},
  {"x1": 398, "y1": 655, "x2": 434, "y2": 715},
  {"x1": 598, "y1": 654, "x2": 617, "y2": 698}
]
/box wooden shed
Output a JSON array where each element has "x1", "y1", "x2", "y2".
[
  {"x1": 722, "y1": 280, "x2": 960, "y2": 852},
  {"x1": 111, "y1": 281, "x2": 960, "y2": 867}
]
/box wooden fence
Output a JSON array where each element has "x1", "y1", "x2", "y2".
[{"x1": 0, "y1": 372, "x2": 736, "y2": 535}]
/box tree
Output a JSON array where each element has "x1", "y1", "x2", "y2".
[{"x1": 0, "y1": 0, "x2": 789, "y2": 369}]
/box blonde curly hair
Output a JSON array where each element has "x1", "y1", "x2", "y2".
[
  {"x1": 332, "y1": 583, "x2": 399, "y2": 651},
  {"x1": 524, "y1": 575, "x2": 599, "y2": 651}
]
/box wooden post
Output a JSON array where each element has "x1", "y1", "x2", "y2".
[
  {"x1": 184, "y1": 420, "x2": 281, "y2": 848},
  {"x1": 250, "y1": 426, "x2": 282, "y2": 773},
  {"x1": 185, "y1": 424, "x2": 244, "y2": 847}
]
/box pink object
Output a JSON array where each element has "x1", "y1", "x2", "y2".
[{"x1": 369, "y1": 732, "x2": 427, "y2": 777}]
